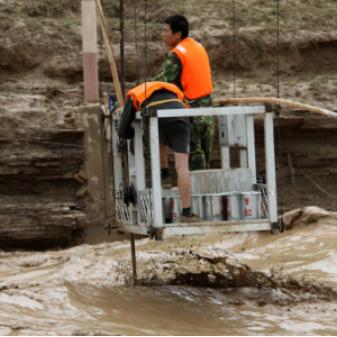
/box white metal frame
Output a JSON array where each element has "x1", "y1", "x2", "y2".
[{"x1": 113, "y1": 105, "x2": 279, "y2": 238}]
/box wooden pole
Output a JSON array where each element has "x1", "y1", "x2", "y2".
[
  {"x1": 214, "y1": 97, "x2": 337, "y2": 119},
  {"x1": 95, "y1": 0, "x2": 135, "y2": 284},
  {"x1": 95, "y1": 0, "x2": 125, "y2": 107},
  {"x1": 81, "y1": 0, "x2": 99, "y2": 102}
]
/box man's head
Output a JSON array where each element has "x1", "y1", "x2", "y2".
[{"x1": 162, "y1": 15, "x2": 189, "y2": 49}]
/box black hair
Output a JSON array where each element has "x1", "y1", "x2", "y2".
[{"x1": 164, "y1": 15, "x2": 189, "y2": 39}]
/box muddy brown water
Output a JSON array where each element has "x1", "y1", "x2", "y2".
[{"x1": 0, "y1": 208, "x2": 337, "y2": 335}]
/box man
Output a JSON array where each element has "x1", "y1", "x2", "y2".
[
  {"x1": 118, "y1": 81, "x2": 200, "y2": 222},
  {"x1": 154, "y1": 14, "x2": 214, "y2": 171}
]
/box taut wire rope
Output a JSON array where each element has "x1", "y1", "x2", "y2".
[
  {"x1": 134, "y1": 0, "x2": 140, "y2": 84},
  {"x1": 144, "y1": 0, "x2": 148, "y2": 98},
  {"x1": 119, "y1": 0, "x2": 125, "y2": 95},
  {"x1": 274, "y1": 0, "x2": 285, "y2": 220},
  {"x1": 98, "y1": 20, "x2": 110, "y2": 233}
]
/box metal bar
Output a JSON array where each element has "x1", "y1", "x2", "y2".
[
  {"x1": 111, "y1": 118, "x2": 123, "y2": 195},
  {"x1": 133, "y1": 121, "x2": 146, "y2": 224},
  {"x1": 127, "y1": 140, "x2": 135, "y2": 180},
  {"x1": 264, "y1": 113, "x2": 278, "y2": 223},
  {"x1": 149, "y1": 117, "x2": 163, "y2": 228},
  {"x1": 130, "y1": 234, "x2": 137, "y2": 286},
  {"x1": 133, "y1": 121, "x2": 146, "y2": 191},
  {"x1": 126, "y1": 140, "x2": 137, "y2": 226},
  {"x1": 157, "y1": 105, "x2": 265, "y2": 118},
  {"x1": 221, "y1": 147, "x2": 230, "y2": 169},
  {"x1": 163, "y1": 218, "x2": 269, "y2": 227},
  {"x1": 239, "y1": 149, "x2": 248, "y2": 168},
  {"x1": 246, "y1": 115, "x2": 256, "y2": 183},
  {"x1": 159, "y1": 222, "x2": 271, "y2": 239},
  {"x1": 230, "y1": 114, "x2": 247, "y2": 147},
  {"x1": 218, "y1": 115, "x2": 230, "y2": 168}
]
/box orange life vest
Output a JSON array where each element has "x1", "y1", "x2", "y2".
[
  {"x1": 127, "y1": 81, "x2": 184, "y2": 110},
  {"x1": 172, "y1": 37, "x2": 213, "y2": 100}
]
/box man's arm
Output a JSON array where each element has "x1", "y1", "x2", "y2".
[{"x1": 153, "y1": 52, "x2": 182, "y2": 87}]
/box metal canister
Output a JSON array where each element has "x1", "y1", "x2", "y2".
[
  {"x1": 162, "y1": 188, "x2": 181, "y2": 223},
  {"x1": 170, "y1": 197, "x2": 181, "y2": 223},
  {"x1": 241, "y1": 191, "x2": 261, "y2": 219}
]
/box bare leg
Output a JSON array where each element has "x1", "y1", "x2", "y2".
[{"x1": 174, "y1": 152, "x2": 191, "y2": 208}]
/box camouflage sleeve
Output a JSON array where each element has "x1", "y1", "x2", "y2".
[{"x1": 153, "y1": 52, "x2": 182, "y2": 85}]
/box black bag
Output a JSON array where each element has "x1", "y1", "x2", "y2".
[{"x1": 118, "y1": 98, "x2": 136, "y2": 139}]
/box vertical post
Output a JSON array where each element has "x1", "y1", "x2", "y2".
[
  {"x1": 246, "y1": 114, "x2": 256, "y2": 183},
  {"x1": 239, "y1": 149, "x2": 248, "y2": 168},
  {"x1": 264, "y1": 112, "x2": 278, "y2": 223},
  {"x1": 134, "y1": 120, "x2": 146, "y2": 191},
  {"x1": 149, "y1": 117, "x2": 163, "y2": 228},
  {"x1": 111, "y1": 117, "x2": 123, "y2": 195},
  {"x1": 134, "y1": 120, "x2": 145, "y2": 224},
  {"x1": 81, "y1": 0, "x2": 99, "y2": 102},
  {"x1": 83, "y1": 105, "x2": 107, "y2": 225},
  {"x1": 221, "y1": 147, "x2": 230, "y2": 169},
  {"x1": 127, "y1": 140, "x2": 135, "y2": 183},
  {"x1": 218, "y1": 115, "x2": 230, "y2": 169},
  {"x1": 236, "y1": 114, "x2": 248, "y2": 168}
]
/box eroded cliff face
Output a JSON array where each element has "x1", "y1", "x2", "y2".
[
  {"x1": 0, "y1": 0, "x2": 336, "y2": 247},
  {"x1": 0, "y1": 79, "x2": 87, "y2": 248}
]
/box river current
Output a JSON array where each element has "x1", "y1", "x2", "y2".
[{"x1": 0, "y1": 206, "x2": 336, "y2": 335}]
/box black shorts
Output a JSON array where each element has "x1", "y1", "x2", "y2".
[{"x1": 159, "y1": 121, "x2": 190, "y2": 154}]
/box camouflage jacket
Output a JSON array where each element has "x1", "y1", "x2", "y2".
[{"x1": 153, "y1": 52, "x2": 213, "y2": 123}]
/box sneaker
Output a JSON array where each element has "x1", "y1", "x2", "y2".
[{"x1": 180, "y1": 214, "x2": 202, "y2": 223}]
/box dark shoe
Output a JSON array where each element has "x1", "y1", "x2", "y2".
[
  {"x1": 180, "y1": 214, "x2": 202, "y2": 223},
  {"x1": 161, "y1": 176, "x2": 172, "y2": 189}
]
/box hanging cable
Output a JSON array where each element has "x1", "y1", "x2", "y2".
[
  {"x1": 276, "y1": 0, "x2": 280, "y2": 99},
  {"x1": 119, "y1": 0, "x2": 125, "y2": 95},
  {"x1": 134, "y1": 0, "x2": 140, "y2": 84},
  {"x1": 98, "y1": 22, "x2": 110, "y2": 234},
  {"x1": 274, "y1": 0, "x2": 284, "y2": 221},
  {"x1": 144, "y1": 0, "x2": 148, "y2": 95}
]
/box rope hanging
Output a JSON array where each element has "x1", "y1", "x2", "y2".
[
  {"x1": 133, "y1": 0, "x2": 140, "y2": 84},
  {"x1": 119, "y1": 0, "x2": 125, "y2": 95},
  {"x1": 276, "y1": 0, "x2": 280, "y2": 99}
]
